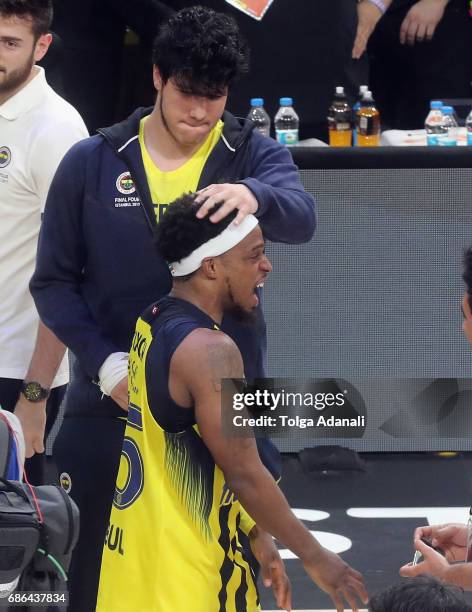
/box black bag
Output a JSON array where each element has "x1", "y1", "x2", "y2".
[
  {"x1": 0, "y1": 478, "x2": 80, "y2": 607},
  {"x1": 0, "y1": 480, "x2": 40, "y2": 585}
]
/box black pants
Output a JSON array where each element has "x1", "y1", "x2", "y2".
[
  {"x1": 53, "y1": 416, "x2": 126, "y2": 612},
  {"x1": 368, "y1": 0, "x2": 472, "y2": 129},
  {"x1": 0, "y1": 378, "x2": 65, "y2": 485}
]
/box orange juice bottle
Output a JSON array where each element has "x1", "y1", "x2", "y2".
[
  {"x1": 357, "y1": 90, "x2": 381, "y2": 147},
  {"x1": 328, "y1": 86, "x2": 352, "y2": 147}
]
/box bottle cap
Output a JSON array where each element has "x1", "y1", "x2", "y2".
[
  {"x1": 362, "y1": 90, "x2": 374, "y2": 103},
  {"x1": 250, "y1": 98, "x2": 264, "y2": 107},
  {"x1": 430, "y1": 100, "x2": 442, "y2": 110},
  {"x1": 335, "y1": 86, "x2": 345, "y2": 95},
  {"x1": 279, "y1": 97, "x2": 293, "y2": 106},
  {"x1": 360, "y1": 85, "x2": 369, "y2": 95},
  {"x1": 442, "y1": 106, "x2": 453, "y2": 115}
]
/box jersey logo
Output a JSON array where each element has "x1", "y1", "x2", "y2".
[
  {"x1": 0, "y1": 146, "x2": 11, "y2": 169},
  {"x1": 59, "y1": 472, "x2": 72, "y2": 494},
  {"x1": 116, "y1": 171, "x2": 136, "y2": 194},
  {"x1": 114, "y1": 172, "x2": 140, "y2": 208}
]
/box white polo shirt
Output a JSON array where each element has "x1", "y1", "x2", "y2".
[{"x1": 0, "y1": 66, "x2": 88, "y2": 386}]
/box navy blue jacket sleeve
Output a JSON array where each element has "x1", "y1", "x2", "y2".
[
  {"x1": 239, "y1": 133, "x2": 316, "y2": 244},
  {"x1": 30, "y1": 140, "x2": 118, "y2": 379}
]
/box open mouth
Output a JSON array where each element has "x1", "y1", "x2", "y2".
[{"x1": 252, "y1": 281, "x2": 265, "y2": 307}]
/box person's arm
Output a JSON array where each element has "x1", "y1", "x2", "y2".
[
  {"x1": 172, "y1": 330, "x2": 368, "y2": 612},
  {"x1": 195, "y1": 135, "x2": 316, "y2": 244},
  {"x1": 352, "y1": 0, "x2": 394, "y2": 59},
  {"x1": 30, "y1": 140, "x2": 120, "y2": 381},
  {"x1": 13, "y1": 322, "x2": 66, "y2": 457},
  {"x1": 15, "y1": 116, "x2": 89, "y2": 456},
  {"x1": 399, "y1": 0, "x2": 450, "y2": 45}
]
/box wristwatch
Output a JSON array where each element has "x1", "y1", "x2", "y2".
[{"x1": 21, "y1": 381, "x2": 50, "y2": 402}]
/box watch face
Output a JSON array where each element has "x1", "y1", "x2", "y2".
[
  {"x1": 26, "y1": 382, "x2": 42, "y2": 400},
  {"x1": 23, "y1": 382, "x2": 48, "y2": 402}
]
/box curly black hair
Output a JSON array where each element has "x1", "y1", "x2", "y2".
[
  {"x1": 0, "y1": 0, "x2": 52, "y2": 38},
  {"x1": 369, "y1": 576, "x2": 472, "y2": 612},
  {"x1": 155, "y1": 192, "x2": 237, "y2": 277},
  {"x1": 152, "y1": 6, "x2": 249, "y2": 96},
  {"x1": 463, "y1": 247, "x2": 472, "y2": 310}
]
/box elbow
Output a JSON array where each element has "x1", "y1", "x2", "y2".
[
  {"x1": 223, "y1": 465, "x2": 259, "y2": 495},
  {"x1": 286, "y1": 205, "x2": 317, "y2": 244},
  {"x1": 297, "y1": 209, "x2": 316, "y2": 243}
]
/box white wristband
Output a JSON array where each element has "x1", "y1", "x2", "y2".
[
  {"x1": 98, "y1": 352, "x2": 129, "y2": 396},
  {"x1": 364, "y1": 0, "x2": 387, "y2": 14}
]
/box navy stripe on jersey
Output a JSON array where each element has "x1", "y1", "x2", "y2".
[
  {"x1": 233, "y1": 549, "x2": 249, "y2": 611},
  {"x1": 218, "y1": 504, "x2": 233, "y2": 612},
  {"x1": 127, "y1": 402, "x2": 143, "y2": 431},
  {"x1": 232, "y1": 513, "x2": 250, "y2": 611}
]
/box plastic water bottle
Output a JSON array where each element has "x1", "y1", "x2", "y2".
[
  {"x1": 247, "y1": 98, "x2": 271, "y2": 138},
  {"x1": 424, "y1": 101, "x2": 446, "y2": 146},
  {"x1": 275, "y1": 97, "x2": 299, "y2": 146},
  {"x1": 352, "y1": 85, "x2": 368, "y2": 146},
  {"x1": 466, "y1": 109, "x2": 472, "y2": 146},
  {"x1": 440, "y1": 106, "x2": 458, "y2": 145},
  {"x1": 356, "y1": 90, "x2": 381, "y2": 147},
  {"x1": 327, "y1": 86, "x2": 352, "y2": 147}
]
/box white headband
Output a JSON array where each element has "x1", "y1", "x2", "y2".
[{"x1": 170, "y1": 214, "x2": 259, "y2": 277}]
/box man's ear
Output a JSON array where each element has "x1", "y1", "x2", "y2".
[
  {"x1": 34, "y1": 33, "x2": 52, "y2": 63},
  {"x1": 153, "y1": 66, "x2": 163, "y2": 92},
  {"x1": 201, "y1": 258, "x2": 218, "y2": 280}
]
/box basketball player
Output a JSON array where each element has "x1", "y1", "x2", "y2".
[{"x1": 96, "y1": 194, "x2": 368, "y2": 612}]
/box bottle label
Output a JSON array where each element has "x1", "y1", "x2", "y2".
[
  {"x1": 276, "y1": 129, "x2": 299, "y2": 146},
  {"x1": 468, "y1": 132, "x2": 472, "y2": 146},
  {"x1": 358, "y1": 115, "x2": 380, "y2": 136},
  {"x1": 427, "y1": 134, "x2": 439, "y2": 146}
]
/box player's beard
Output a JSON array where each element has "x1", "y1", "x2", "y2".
[
  {"x1": 225, "y1": 281, "x2": 257, "y2": 324},
  {"x1": 0, "y1": 50, "x2": 35, "y2": 98}
]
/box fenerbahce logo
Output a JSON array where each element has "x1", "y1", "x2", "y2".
[
  {"x1": 115, "y1": 171, "x2": 140, "y2": 208},
  {"x1": 0, "y1": 146, "x2": 11, "y2": 168}
]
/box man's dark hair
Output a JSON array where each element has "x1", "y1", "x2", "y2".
[
  {"x1": 463, "y1": 247, "x2": 472, "y2": 311},
  {"x1": 155, "y1": 192, "x2": 236, "y2": 278},
  {"x1": 152, "y1": 6, "x2": 249, "y2": 96},
  {"x1": 0, "y1": 0, "x2": 52, "y2": 38},
  {"x1": 369, "y1": 576, "x2": 472, "y2": 612}
]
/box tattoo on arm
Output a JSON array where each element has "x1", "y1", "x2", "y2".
[{"x1": 205, "y1": 341, "x2": 243, "y2": 393}]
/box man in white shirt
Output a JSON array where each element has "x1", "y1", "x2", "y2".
[{"x1": 0, "y1": 0, "x2": 87, "y2": 483}]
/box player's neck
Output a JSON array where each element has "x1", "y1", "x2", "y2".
[{"x1": 170, "y1": 287, "x2": 223, "y2": 325}]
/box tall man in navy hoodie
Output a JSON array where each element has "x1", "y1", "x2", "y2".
[{"x1": 31, "y1": 6, "x2": 316, "y2": 612}]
